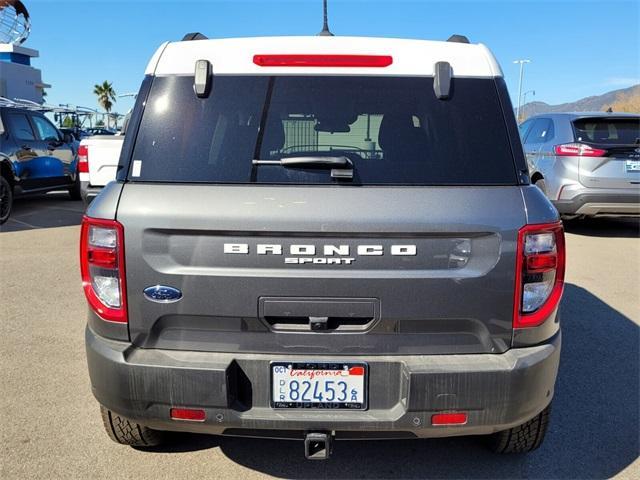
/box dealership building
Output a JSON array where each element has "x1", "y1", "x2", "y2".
[{"x1": 0, "y1": 42, "x2": 49, "y2": 103}]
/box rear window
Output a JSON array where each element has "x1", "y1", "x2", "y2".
[
  {"x1": 129, "y1": 75, "x2": 517, "y2": 185},
  {"x1": 573, "y1": 117, "x2": 640, "y2": 145}
]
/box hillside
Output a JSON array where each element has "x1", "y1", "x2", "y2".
[{"x1": 520, "y1": 84, "x2": 640, "y2": 118}]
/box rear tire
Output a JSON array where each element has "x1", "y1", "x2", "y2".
[
  {"x1": 487, "y1": 403, "x2": 551, "y2": 454},
  {"x1": 68, "y1": 177, "x2": 82, "y2": 200},
  {"x1": 0, "y1": 176, "x2": 13, "y2": 225},
  {"x1": 100, "y1": 406, "x2": 164, "y2": 447},
  {"x1": 534, "y1": 178, "x2": 547, "y2": 196}
]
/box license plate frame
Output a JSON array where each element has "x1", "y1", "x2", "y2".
[
  {"x1": 270, "y1": 362, "x2": 368, "y2": 410},
  {"x1": 626, "y1": 159, "x2": 640, "y2": 172}
]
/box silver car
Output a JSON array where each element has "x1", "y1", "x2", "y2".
[{"x1": 520, "y1": 113, "x2": 640, "y2": 217}]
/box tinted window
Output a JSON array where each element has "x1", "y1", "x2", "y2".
[
  {"x1": 130, "y1": 76, "x2": 517, "y2": 185},
  {"x1": 32, "y1": 115, "x2": 60, "y2": 142},
  {"x1": 518, "y1": 119, "x2": 534, "y2": 142},
  {"x1": 573, "y1": 117, "x2": 640, "y2": 144},
  {"x1": 6, "y1": 113, "x2": 36, "y2": 141},
  {"x1": 526, "y1": 119, "x2": 554, "y2": 144},
  {"x1": 121, "y1": 112, "x2": 132, "y2": 135}
]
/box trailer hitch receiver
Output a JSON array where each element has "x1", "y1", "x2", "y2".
[{"x1": 304, "y1": 432, "x2": 332, "y2": 460}]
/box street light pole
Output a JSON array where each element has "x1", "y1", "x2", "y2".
[
  {"x1": 522, "y1": 89, "x2": 535, "y2": 118},
  {"x1": 513, "y1": 59, "x2": 531, "y2": 122}
]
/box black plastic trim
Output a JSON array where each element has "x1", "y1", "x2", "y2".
[
  {"x1": 553, "y1": 193, "x2": 640, "y2": 214},
  {"x1": 182, "y1": 32, "x2": 208, "y2": 41},
  {"x1": 494, "y1": 77, "x2": 530, "y2": 185},
  {"x1": 447, "y1": 34, "x2": 470, "y2": 43},
  {"x1": 116, "y1": 75, "x2": 153, "y2": 182}
]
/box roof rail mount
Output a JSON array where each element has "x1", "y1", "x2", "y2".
[
  {"x1": 182, "y1": 32, "x2": 208, "y2": 41},
  {"x1": 447, "y1": 34, "x2": 470, "y2": 44}
]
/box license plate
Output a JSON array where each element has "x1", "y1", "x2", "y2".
[
  {"x1": 271, "y1": 362, "x2": 367, "y2": 409},
  {"x1": 626, "y1": 160, "x2": 640, "y2": 172}
]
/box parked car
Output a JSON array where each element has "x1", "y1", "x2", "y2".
[
  {"x1": 78, "y1": 112, "x2": 130, "y2": 204},
  {"x1": 60, "y1": 127, "x2": 90, "y2": 142},
  {"x1": 78, "y1": 136, "x2": 124, "y2": 204},
  {"x1": 1, "y1": 107, "x2": 80, "y2": 224},
  {"x1": 520, "y1": 113, "x2": 640, "y2": 218},
  {"x1": 82, "y1": 34, "x2": 564, "y2": 459},
  {"x1": 86, "y1": 127, "x2": 116, "y2": 136}
]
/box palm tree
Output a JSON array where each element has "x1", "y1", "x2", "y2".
[{"x1": 93, "y1": 81, "x2": 116, "y2": 128}]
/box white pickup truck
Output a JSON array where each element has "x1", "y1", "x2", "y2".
[{"x1": 78, "y1": 114, "x2": 129, "y2": 204}]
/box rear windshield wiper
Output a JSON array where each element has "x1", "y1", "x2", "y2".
[{"x1": 252, "y1": 156, "x2": 354, "y2": 179}]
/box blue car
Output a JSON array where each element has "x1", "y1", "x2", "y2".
[{"x1": 0, "y1": 107, "x2": 80, "y2": 224}]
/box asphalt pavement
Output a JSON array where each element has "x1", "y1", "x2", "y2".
[{"x1": 1, "y1": 193, "x2": 638, "y2": 479}]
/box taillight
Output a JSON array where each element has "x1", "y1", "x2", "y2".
[
  {"x1": 554, "y1": 143, "x2": 607, "y2": 157},
  {"x1": 253, "y1": 54, "x2": 393, "y2": 68},
  {"x1": 513, "y1": 222, "x2": 565, "y2": 328},
  {"x1": 78, "y1": 144, "x2": 89, "y2": 173},
  {"x1": 80, "y1": 216, "x2": 127, "y2": 323}
]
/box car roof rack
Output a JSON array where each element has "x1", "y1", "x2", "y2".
[
  {"x1": 447, "y1": 34, "x2": 470, "y2": 44},
  {"x1": 0, "y1": 97, "x2": 107, "y2": 116},
  {"x1": 182, "y1": 32, "x2": 208, "y2": 41},
  {"x1": 0, "y1": 97, "x2": 73, "y2": 113}
]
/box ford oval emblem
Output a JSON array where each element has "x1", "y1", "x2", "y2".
[{"x1": 143, "y1": 285, "x2": 182, "y2": 303}]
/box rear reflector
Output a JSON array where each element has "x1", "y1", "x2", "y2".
[
  {"x1": 170, "y1": 408, "x2": 206, "y2": 422},
  {"x1": 432, "y1": 412, "x2": 468, "y2": 426},
  {"x1": 253, "y1": 54, "x2": 393, "y2": 68},
  {"x1": 554, "y1": 143, "x2": 607, "y2": 157}
]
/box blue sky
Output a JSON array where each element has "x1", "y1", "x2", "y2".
[{"x1": 24, "y1": 0, "x2": 640, "y2": 115}]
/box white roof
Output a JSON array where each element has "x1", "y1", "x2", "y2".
[{"x1": 146, "y1": 36, "x2": 503, "y2": 78}]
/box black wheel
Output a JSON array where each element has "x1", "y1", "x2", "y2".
[
  {"x1": 0, "y1": 176, "x2": 13, "y2": 225},
  {"x1": 100, "y1": 406, "x2": 164, "y2": 447},
  {"x1": 68, "y1": 176, "x2": 82, "y2": 200},
  {"x1": 487, "y1": 403, "x2": 551, "y2": 454},
  {"x1": 534, "y1": 178, "x2": 547, "y2": 196}
]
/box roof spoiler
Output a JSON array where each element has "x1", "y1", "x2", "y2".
[
  {"x1": 447, "y1": 34, "x2": 470, "y2": 44},
  {"x1": 182, "y1": 32, "x2": 208, "y2": 41}
]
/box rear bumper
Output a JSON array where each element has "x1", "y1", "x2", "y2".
[
  {"x1": 553, "y1": 192, "x2": 640, "y2": 215},
  {"x1": 80, "y1": 181, "x2": 102, "y2": 205},
  {"x1": 86, "y1": 327, "x2": 560, "y2": 439}
]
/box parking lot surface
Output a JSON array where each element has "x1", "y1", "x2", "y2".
[{"x1": 1, "y1": 194, "x2": 638, "y2": 479}]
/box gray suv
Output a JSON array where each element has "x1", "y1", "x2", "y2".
[
  {"x1": 82, "y1": 34, "x2": 564, "y2": 459},
  {"x1": 520, "y1": 113, "x2": 640, "y2": 217}
]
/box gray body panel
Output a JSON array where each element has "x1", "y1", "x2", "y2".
[
  {"x1": 114, "y1": 183, "x2": 541, "y2": 356},
  {"x1": 84, "y1": 177, "x2": 561, "y2": 439}
]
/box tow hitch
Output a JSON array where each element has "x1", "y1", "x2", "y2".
[{"x1": 304, "y1": 432, "x2": 332, "y2": 460}]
